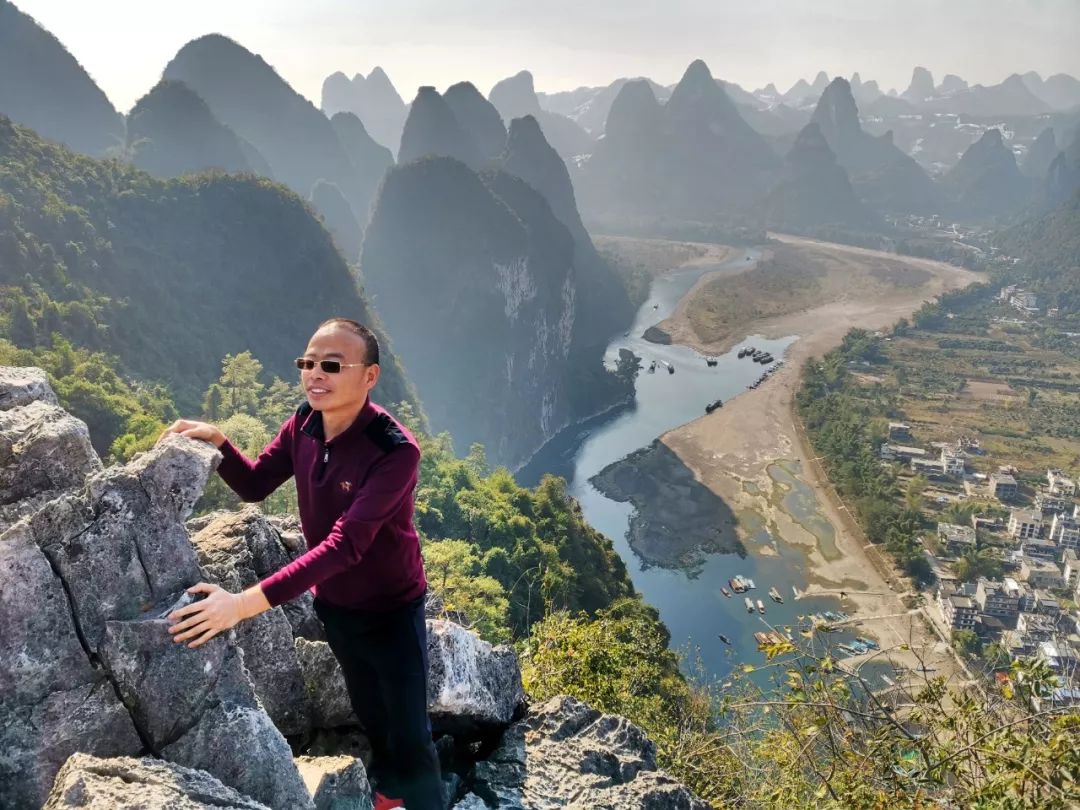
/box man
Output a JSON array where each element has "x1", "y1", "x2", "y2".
[{"x1": 162, "y1": 318, "x2": 442, "y2": 810}]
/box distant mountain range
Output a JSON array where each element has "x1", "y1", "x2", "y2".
[
  {"x1": 321, "y1": 67, "x2": 408, "y2": 156},
  {"x1": 575, "y1": 60, "x2": 779, "y2": 222},
  {"x1": 3, "y1": 0, "x2": 1078, "y2": 237}
]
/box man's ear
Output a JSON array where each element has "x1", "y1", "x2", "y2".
[{"x1": 367, "y1": 363, "x2": 381, "y2": 388}]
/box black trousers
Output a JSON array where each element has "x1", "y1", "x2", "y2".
[{"x1": 314, "y1": 592, "x2": 443, "y2": 809}]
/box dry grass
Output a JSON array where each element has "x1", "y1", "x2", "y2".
[{"x1": 678, "y1": 240, "x2": 934, "y2": 347}]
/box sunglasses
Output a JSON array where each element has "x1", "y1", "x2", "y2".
[{"x1": 295, "y1": 358, "x2": 367, "y2": 373}]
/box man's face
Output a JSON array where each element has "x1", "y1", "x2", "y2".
[{"x1": 300, "y1": 327, "x2": 379, "y2": 412}]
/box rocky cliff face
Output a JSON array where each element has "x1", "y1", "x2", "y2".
[
  {"x1": 2, "y1": 367, "x2": 704, "y2": 810},
  {"x1": 359, "y1": 158, "x2": 579, "y2": 467}
]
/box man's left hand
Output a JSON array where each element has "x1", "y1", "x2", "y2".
[{"x1": 167, "y1": 583, "x2": 244, "y2": 648}]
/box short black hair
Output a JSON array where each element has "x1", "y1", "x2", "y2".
[{"x1": 317, "y1": 318, "x2": 380, "y2": 365}]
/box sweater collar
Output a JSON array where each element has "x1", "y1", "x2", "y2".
[{"x1": 300, "y1": 396, "x2": 378, "y2": 444}]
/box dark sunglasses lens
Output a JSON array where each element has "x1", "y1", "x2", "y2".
[{"x1": 296, "y1": 358, "x2": 346, "y2": 372}]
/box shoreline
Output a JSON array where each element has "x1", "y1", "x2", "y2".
[{"x1": 659, "y1": 234, "x2": 983, "y2": 681}]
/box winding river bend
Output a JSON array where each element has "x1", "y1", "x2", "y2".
[{"x1": 519, "y1": 246, "x2": 852, "y2": 682}]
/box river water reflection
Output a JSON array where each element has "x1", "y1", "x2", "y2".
[{"x1": 518, "y1": 247, "x2": 857, "y2": 683}]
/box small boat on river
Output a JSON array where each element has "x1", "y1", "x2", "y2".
[
  {"x1": 744, "y1": 597, "x2": 755, "y2": 613},
  {"x1": 768, "y1": 587, "x2": 784, "y2": 604},
  {"x1": 718, "y1": 634, "x2": 732, "y2": 645},
  {"x1": 756, "y1": 599, "x2": 766, "y2": 615}
]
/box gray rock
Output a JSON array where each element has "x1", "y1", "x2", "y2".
[
  {"x1": 296, "y1": 637, "x2": 356, "y2": 728},
  {"x1": 98, "y1": 598, "x2": 312, "y2": 810},
  {"x1": 453, "y1": 794, "x2": 490, "y2": 810},
  {"x1": 442, "y1": 772, "x2": 465, "y2": 809},
  {"x1": 192, "y1": 507, "x2": 324, "y2": 641},
  {"x1": 0, "y1": 522, "x2": 143, "y2": 807},
  {"x1": 0, "y1": 399, "x2": 101, "y2": 531},
  {"x1": 100, "y1": 607, "x2": 255, "y2": 748},
  {"x1": 234, "y1": 609, "x2": 310, "y2": 734},
  {"x1": 427, "y1": 620, "x2": 523, "y2": 733},
  {"x1": 0, "y1": 681, "x2": 143, "y2": 809},
  {"x1": 163, "y1": 702, "x2": 314, "y2": 810},
  {"x1": 31, "y1": 435, "x2": 217, "y2": 652},
  {"x1": 42, "y1": 753, "x2": 270, "y2": 809},
  {"x1": 0, "y1": 522, "x2": 96, "y2": 704},
  {"x1": 471, "y1": 695, "x2": 709, "y2": 810},
  {"x1": 296, "y1": 755, "x2": 373, "y2": 810},
  {"x1": 189, "y1": 510, "x2": 311, "y2": 733},
  {"x1": 0, "y1": 366, "x2": 58, "y2": 410}
]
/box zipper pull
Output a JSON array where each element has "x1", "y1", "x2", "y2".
[{"x1": 323, "y1": 446, "x2": 330, "y2": 463}]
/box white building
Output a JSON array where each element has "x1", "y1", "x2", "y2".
[
  {"x1": 1049, "y1": 513, "x2": 1080, "y2": 551},
  {"x1": 1008, "y1": 509, "x2": 1044, "y2": 540},
  {"x1": 1019, "y1": 558, "x2": 1065, "y2": 590},
  {"x1": 941, "y1": 447, "x2": 966, "y2": 476},
  {"x1": 1047, "y1": 469, "x2": 1077, "y2": 497}
]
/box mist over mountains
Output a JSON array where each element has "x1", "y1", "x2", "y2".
[{"x1": 2, "y1": 0, "x2": 1080, "y2": 462}]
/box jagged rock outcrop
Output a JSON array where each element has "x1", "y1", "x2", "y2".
[
  {"x1": 0, "y1": 371, "x2": 102, "y2": 531},
  {"x1": 296, "y1": 756, "x2": 373, "y2": 810},
  {"x1": 126, "y1": 80, "x2": 264, "y2": 179},
  {"x1": 0, "y1": 0, "x2": 125, "y2": 156},
  {"x1": 360, "y1": 157, "x2": 580, "y2": 468},
  {"x1": 43, "y1": 753, "x2": 271, "y2": 809},
  {"x1": 462, "y1": 696, "x2": 710, "y2": 809},
  {"x1": 502, "y1": 115, "x2": 632, "y2": 347},
  {"x1": 428, "y1": 621, "x2": 524, "y2": 733},
  {"x1": 5, "y1": 368, "x2": 703, "y2": 810}
]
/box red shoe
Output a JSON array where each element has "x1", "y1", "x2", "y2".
[{"x1": 373, "y1": 792, "x2": 405, "y2": 810}]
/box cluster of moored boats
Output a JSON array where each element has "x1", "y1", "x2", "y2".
[
  {"x1": 747, "y1": 360, "x2": 784, "y2": 390},
  {"x1": 647, "y1": 359, "x2": 676, "y2": 375},
  {"x1": 716, "y1": 581, "x2": 878, "y2": 657},
  {"x1": 738, "y1": 346, "x2": 774, "y2": 364}
]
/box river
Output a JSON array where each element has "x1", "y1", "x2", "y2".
[{"x1": 518, "y1": 246, "x2": 861, "y2": 684}]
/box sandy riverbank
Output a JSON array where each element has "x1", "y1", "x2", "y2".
[{"x1": 660, "y1": 233, "x2": 983, "y2": 683}]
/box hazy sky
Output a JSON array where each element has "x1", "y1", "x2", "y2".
[{"x1": 20, "y1": 0, "x2": 1080, "y2": 111}]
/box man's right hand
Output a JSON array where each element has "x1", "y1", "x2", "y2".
[{"x1": 159, "y1": 419, "x2": 227, "y2": 448}]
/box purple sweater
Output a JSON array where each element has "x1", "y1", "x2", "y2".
[{"x1": 216, "y1": 397, "x2": 427, "y2": 611}]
